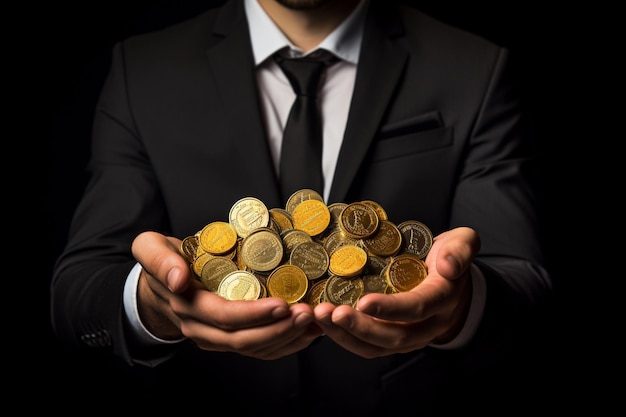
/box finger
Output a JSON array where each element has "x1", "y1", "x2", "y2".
[
  {"x1": 315, "y1": 304, "x2": 436, "y2": 358},
  {"x1": 184, "y1": 301, "x2": 320, "y2": 358},
  {"x1": 237, "y1": 321, "x2": 322, "y2": 360},
  {"x1": 356, "y1": 275, "x2": 454, "y2": 322},
  {"x1": 172, "y1": 290, "x2": 294, "y2": 330},
  {"x1": 141, "y1": 268, "x2": 202, "y2": 306},
  {"x1": 191, "y1": 322, "x2": 321, "y2": 360},
  {"x1": 131, "y1": 231, "x2": 190, "y2": 292}
]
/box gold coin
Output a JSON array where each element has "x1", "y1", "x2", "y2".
[
  {"x1": 362, "y1": 219, "x2": 403, "y2": 257},
  {"x1": 200, "y1": 256, "x2": 238, "y2": 292},
  {"x1": 385, "y1": 285, "x2": 398, "y2": 294},
  {"x1": 266, "y1": 264, "x2": 309, "y2": 304},
  {"x1": 228, "y1": 196, "x2": 270, "y2": 238},
  {"x1": 322, "y1": 229, "x2": 358, "y2": 257},
  {"x1": 198, "y1": 221, "x2": 238, "y2": 255},
  {"x1": 304, "y1": 278, "x2": 328, "y2": 307},
  {"x1": 362, "y1": 274, "x2": 389, "y2": 295},
  {"x1": 289, "y1": 240, "x2": 329, "y2": 280},
  {"x1": 328, "y1": 244, "x2": 368, "y2": 278},
  {"x1": 316, "y1": 201, "x2": 347, "y2": 241},
  {"x1": 180, "y1": 235, "x2": 199, "y2": 263},
  {"x1": 217, "y1": 270, "x2": 261, "y2": 300},
  {"x1": 285, "y1": 188, "x2": 324, "y2": 214},
  {"x1": 397, "y1": 220, "x2": 433, "y2": 260},
  {"x1": 338, "y1": 202, "x2": 379, "y2": 239},
  {"x1": 364, "y1": 254, "x2": 389, "y2": 275},
  {"x1": 195, "y1": 244, "x2": 208, "y2": 259},
  {"x1": 360, "y1": 199, "x2": 388, "y2": 221},
  {"x1": 281, "y1": 229, "x2": 313, "y2": 256},
  {"x1": 269, "y1": 207, "x2": 294, "y2": 234},
  {"x1": 233, "y1": 238, "x2": 246, "y2": 270},
  {"x1": 291, "y1": 199, "x2": 331, "y2": 237},
  {"x1": 327, "y1": 202, "x2": 348, "y2": 227},
  {"x1": 324, "y1": 275, "x2": 364, "y2": 307},
  {"x1": 385, "y1": 253, "x2": 428, "y2": 292},
  {"x1": 221, "y1": 244, "x2": 238, "y2": 261},
  {"x1": 252, "y1": 270, "x2": 268, "y2": 288},
  {"x1": 267, "y1": 216, "x2": 282, "y2": 235},
  {"x1": 192, "y1": 251, "x2": 214, "y2": 277},
  {"x1": 239, "y1": 227, "x2": 284, "y2": 272}
]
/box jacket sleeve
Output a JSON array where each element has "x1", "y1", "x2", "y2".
[{"x1": 50, "y1": 41, "x2": 180, "y2": 366}]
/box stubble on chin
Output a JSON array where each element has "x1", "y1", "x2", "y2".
[{"x1": 274, "y1": 0, "x2": 330, "y2": 10}]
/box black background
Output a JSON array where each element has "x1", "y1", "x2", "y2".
[{"x1": 25, "y1": 0, "x2": 584, "y2": 410}]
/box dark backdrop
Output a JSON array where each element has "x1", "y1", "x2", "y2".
[{"x1": 30, "y1": 0, "x2": 579, "y2": 411}]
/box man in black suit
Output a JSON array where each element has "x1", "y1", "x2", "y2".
[{"x1": 51, "y1": 0, "x2": 552, "y2": 414}]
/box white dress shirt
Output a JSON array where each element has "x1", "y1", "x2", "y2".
[
  {"x1": 123, "y1": 0, "x2": 486, "y2": 353},
  {"x1": 247, "y1": 0, "x2": 366, "y2": 203}
]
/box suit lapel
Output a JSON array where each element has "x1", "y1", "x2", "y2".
[
  {"x1": 203, "y1": 1, "x2": 408, "y2": 206},
  {"x1": 206, "y1": 1, "x2": 282, "y2": 205},
  {"x1": 329, "y1": 3, "x2": 408, "y2": 203}
]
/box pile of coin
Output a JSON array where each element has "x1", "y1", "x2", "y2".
[{"x1": 179, "y1": 189, "x2": 433, "y2": 307}]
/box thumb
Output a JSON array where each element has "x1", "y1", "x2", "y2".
[
  {"x1": 430, "y1": 227, "x2": 480, "y2": 280},
  {"x1": 437, "y1": 254, "x2": 462, "y2": 280},
  {"x1": 166, "y1": 265, "x2": 188, "y2": 293},
  {"x1": 132, "y1": 231, "x2": 191, "y2": 293}
]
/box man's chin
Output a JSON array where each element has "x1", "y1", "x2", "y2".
[{"x1": 274, "y1": 0, "x2": 330, "y2": 11}]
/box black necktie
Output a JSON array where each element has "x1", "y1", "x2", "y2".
[{"x1": 275, "y1": 49, "x2": 336, "y2": 204}]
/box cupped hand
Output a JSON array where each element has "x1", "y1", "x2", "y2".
[
  {"x1": 131, "y1": 231, "x2": 323, "y2": 360},
  {"x1": 313, "y1": 227, "x2": 480, "y2": 358}
]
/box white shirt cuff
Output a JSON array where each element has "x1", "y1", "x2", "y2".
[{"x1": 123, "y1": 262, "x2": 186, "y2": 346}]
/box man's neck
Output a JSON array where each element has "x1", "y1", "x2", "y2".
[{"x1": 257, "y1": 0, "x2": 361, "y2": 51}]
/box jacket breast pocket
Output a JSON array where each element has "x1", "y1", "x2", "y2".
[{"x1": 372, "y1": 111, "x2": 452, "y2": 162}]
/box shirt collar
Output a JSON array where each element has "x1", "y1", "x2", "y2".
[{"x1": 244, "y1": 0, "x2": 368, "y2": 65}]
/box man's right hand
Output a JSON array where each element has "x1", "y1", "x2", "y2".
[{"x1": 131, "y1": 231, "x2": 322, "y2": 360}]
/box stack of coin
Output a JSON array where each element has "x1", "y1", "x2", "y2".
[{"x1": 179, "y1": 189, "x2": 433, "y2": 307}]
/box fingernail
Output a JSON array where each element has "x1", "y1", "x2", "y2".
[
  {"x1": 166, "y1": 267, "x2": 181, "y2": 291},
  {"x1": 334, "y1": 314, "x2": 352, "y2": 329},
  {"x1": 271, "y1": 306, "x2": 289, "y2": 319},
  {"x1": 316, "y1": 312, "x2": 332, "y2": 326},
  {"x1": 294, "y1": 312, "x2": 313, "y2": 328},
  {"x1": 446, "y1": 254, "x2": 461, "y2": 275}
]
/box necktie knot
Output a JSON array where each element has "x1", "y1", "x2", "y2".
[{"x1": 274, "y1": 49, "x2": 337, "y2": 97}]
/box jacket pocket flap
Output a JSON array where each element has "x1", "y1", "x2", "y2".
[{"x1": 379, "y1": 111, "x2": 443, "y2": 139}]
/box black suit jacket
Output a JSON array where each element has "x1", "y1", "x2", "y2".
[{"x1": 51, "y1": 0, "x2": 551, "y2": 414}]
